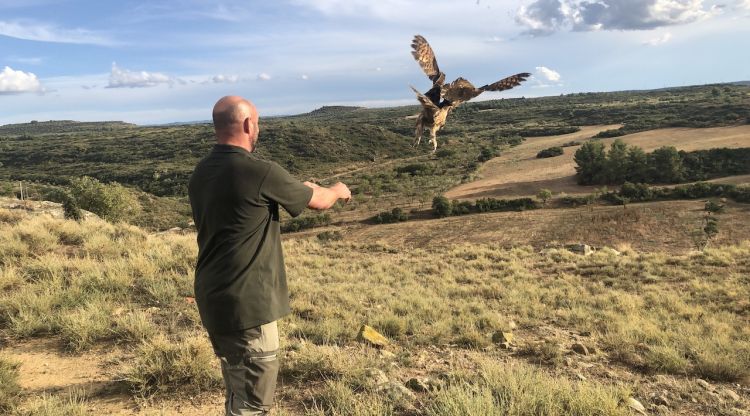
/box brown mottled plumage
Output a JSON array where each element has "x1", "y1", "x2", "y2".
[{"x1": 410, "y1": 35, "x2": 530, "y2": 152}]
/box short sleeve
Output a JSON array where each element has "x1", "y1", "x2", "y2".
[{"x1": 260, "y1": 163, "x2": 313, "y2": 218}]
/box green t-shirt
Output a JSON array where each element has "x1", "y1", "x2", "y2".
[{"x1": 188, "y1": 144, "x2": 313, "y2": 334}]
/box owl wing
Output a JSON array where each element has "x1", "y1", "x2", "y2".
[{"x1": 411, "y1": 35, "x2": 446, "y2": 85}]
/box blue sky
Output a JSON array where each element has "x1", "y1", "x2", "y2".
[{"x1": 1, "y1": 0, "x2": 749, "y2": 125}]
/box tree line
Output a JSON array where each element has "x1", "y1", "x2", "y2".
[{"x1": 573, "y1": 139, "x2": 750, "y2": 185}]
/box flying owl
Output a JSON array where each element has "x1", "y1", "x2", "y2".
[{"x1": 410, "y1": 35, "x2": 531, "y2": 152}]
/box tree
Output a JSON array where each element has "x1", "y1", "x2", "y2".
[
  {"x1": 432, "y1": 196, "x2": 452, "y2": 218},
  {"x1": 626, "y1": 147, "x2": 650, "y2": 183},
  {"x1": 536, "y1": 189, "x2": 552, "y2": 206},
  {"x1": 574, "y1": 141, "x2": 607, "y2": 185},
  {"x1": 606, "y1": 139, "x2": 629, "y2": 184},
  {"x1": 650, "y1": 146, "x2": 685, "y2": 183}
]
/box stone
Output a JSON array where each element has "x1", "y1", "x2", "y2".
[
  {"x1": 696, "y1": 378, "x2": 712, "y2": 391},
  {"x1": 571, "y1": 342, "x2": 589, "y2": 355},
  {"x1": 365, "y1": 368, "x2": 389, "y2": 388},
  {"x1": 721, "y1": 388, "x2": 741, "y2": 402},
  {"x1": 655, "y1": 404, "x2": 670, "y2": 415},
  {"x1": 492, "y1": 331, "x2": 514, "y2": 344},
  {"x1": 653, "y1": 394, "x2": 669, "y2": 407},
  {"x1": 379, "y1": 349, "x2": 396, "y2": 359},
  {"x1": 377, "y1": 381, "x2": 416, "y2": 401},
  {"x1": 626, "y1": 397, "x2": 647, "y2": 415},
  {"x1": 499, "y1": 342, "x2": 512, "y2": 350},
  {"x1": 358, "y1": 325, "x2": 388, "y2": 347},
  {"x1": 575, "y1": 372, "x2": 587, "y2": 381},
  {"x1": 565, "y1": 243, "x2": 593, "y2": 256},
  {"x1": 405, "y1": 377, "x2": 430, "y2": 392}
]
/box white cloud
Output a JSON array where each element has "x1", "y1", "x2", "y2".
[
  {"x1": 516, "y1": 0, "x2": 714, "y2": 35},
  {"x1": 107, "y1": 63, "x2": 172, "y2": 88},
  {"x1": 211, "y1": 74, "x2": 239, "y2": 83},
  {"x1": 0, "y1": 66, "x2": 43, "y2": 94},
  {"x1": 536, "y1": 66, "x2": 561, "y2": 82},
  {"x1": 257, "y1": 73, "x2": 271, "y2": 81},
  {"x1": 8, "y1": 56, "x2": 44, "y2": 65},
  {"x1": 0, "y1": 20, "x2": 115, "y2": 45},
  {"x1": 301, "y1": 74, "x2": 309, "y2": 80},
  {"x1": 643, "y1": 32, "x2": 673, "y2": 45}
]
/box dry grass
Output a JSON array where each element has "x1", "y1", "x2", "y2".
[
  {"x1": 1, "y1": 208, "x2": 748, "y2": 414},
  {"x1": 340, "y1": 199, "x2": 750, "y2": 253}
]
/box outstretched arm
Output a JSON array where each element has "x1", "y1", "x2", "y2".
[{"x1": 304, "y1": 181, "x2": 351, "y2": 210}]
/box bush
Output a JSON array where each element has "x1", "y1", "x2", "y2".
[
  {"x1": 281, "y1": 213, "x2": 332, "y2": 232},
  {"x1": 704, "y1": 200, "x2": 724, "y2": 214},
  {"x1": 435, "y1": 148, "x2": 456, "y2": 158},
  {"x1": 536, "y1": 189, "x2": 552, "y2": 205},
  {"x1": 62, "y1": 194, "x2": 83, "y2": 221},
  {"x1": 316, "y1": 231, "x2": 343, "y2": 242},
  {"x1": 372, "y1": 207, "x2": 409, "y2": 224},
  {"x1": 69, "y1": 176, "x2": 140, "y2": 222},
  {"x1": 451, "y1": 200, "x2": 473, "y2": 215},
  {"x1": 536, "y1": 146, "x2": 563, "y2": 158},
  {"x1": 432, "y1": 196, "x2": 452, "y2": 218},
  {"x1": 396, "y1": 163, "x2": 434, "y2": 176},
  {"x1": 619, "y1": 182, "x2": 654, "y2": 202},
  {"x1": 475, "y1": 197, "x2": 538, "y2": 213},
  {"x1": 478, "y1": 147, "x2": 499, "y2": 162}
]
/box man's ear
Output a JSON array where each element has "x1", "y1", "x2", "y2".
[{"x1": 243, "y1": 117, "x2": 251, "y2": 134}]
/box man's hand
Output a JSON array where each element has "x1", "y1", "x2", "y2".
[
  {"x1": 305, "y1": 181, "x2": 351, "y2": 210},
  {"x1": 331, "y1": 182, "x2": 351, "y2": 203}
]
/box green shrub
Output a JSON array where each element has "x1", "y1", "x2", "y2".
[
  {"x1": 432, "y1": 196, "x2": 452, "y2": 218},
  {"x1": 282, "y1": 213, "x2": 332, "y2": 232},
  {"x1": 372, "y1": 207, "x2": 409, "y2": 224},
  {"x1": 536, "y1": 146, "x2": 563, "y2": 158},
  {"x1": 478, "y1": 147, "x2": 499, "y2": 162},
  {"x1": 704, "y1": 200, "x2": 725, "y2": 213},
  {"x1": 317, "y1": 231, "x2": 343, "y2": 242},
  {"x1": 396, "y1": 163, "x2": 434, "y2": 176},
  {"x1": 62, "y1": 194, "x2": 83, "y2": 221},
  {"x1": 69, "y1": 176, "x2": 140, "y2": 222}
]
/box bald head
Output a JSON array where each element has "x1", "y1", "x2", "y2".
[{"x1": 212, "y1": 96, "x2": 259, "y2": 149}]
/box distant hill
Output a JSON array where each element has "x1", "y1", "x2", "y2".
[
  {"x1": 295, "y1": 105, "x2": 366, "y2": 118},
  {"x1": 731, "y1": 81, "x2": 750, "y2": 86},
  {"x1": 0, "y1": 120, "x2": 136, "y2": 136}
]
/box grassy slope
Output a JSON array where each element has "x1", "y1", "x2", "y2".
[{"x1": 0, "y1": 208, "x2": 748, "y2": 415}]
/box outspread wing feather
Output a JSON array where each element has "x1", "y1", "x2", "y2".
[
  {"x1": 479, "y1": 72, "x2": 531, "y2": 92},
  {"x1": 442, "y1": 77, "x2": 481, "y2": 106},
  {"x1": 411, "y1": 35, "x2": 445, "y2": 85}
]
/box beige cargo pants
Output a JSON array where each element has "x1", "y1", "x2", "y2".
[{"x1": 208, "y1": 321, "x2": 280, "y2": 416}]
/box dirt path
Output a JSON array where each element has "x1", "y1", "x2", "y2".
[
  {"x1": 446, "y1": 125, "x2": 750, "y2": 200},
  {"x1": 2, "y1": 340, "x2": 225, "y2": 415}
]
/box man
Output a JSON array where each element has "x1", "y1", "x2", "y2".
[{"x1": 188, "y1": 96, "x2": 351, "y2": 415}]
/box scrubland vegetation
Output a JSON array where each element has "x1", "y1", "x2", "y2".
[
  {"x1": 1, "y1": 83, "x2": 748, "y2": 229},
  {"x1": 0, "y1": 209, "x2": 747, "y2": 414}
]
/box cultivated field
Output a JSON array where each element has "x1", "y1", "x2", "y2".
[{"x1": 446, "y1": 125, "x2": 750, "y2": 200}]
